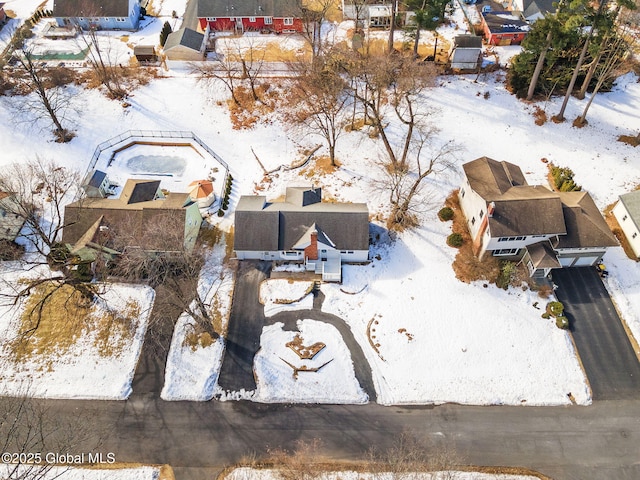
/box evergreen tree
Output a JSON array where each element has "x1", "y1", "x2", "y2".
[{"x1": 160, "y1": 21, "x2": 173, "y2": 47}]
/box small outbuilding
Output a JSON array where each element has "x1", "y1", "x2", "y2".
[
  {"x1": 449, "y1": 35, "x2": 482, "y2": 72},
  {"x1": 163, "y1": 28, "x2": 205, "y2": 61},
  {"x1": 613, "y1": 190, "x2": 640, "y2": 259},
  {"x1": 134, "y1": 45, "x2": 157, "y2": 63}
]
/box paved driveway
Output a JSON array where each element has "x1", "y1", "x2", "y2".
[
  {"x1": 552, "y1": 267, "x2": 640, "y2": 400},
  {"x1": 217, "y1": 261, "x2": 270, "y2": 392}
]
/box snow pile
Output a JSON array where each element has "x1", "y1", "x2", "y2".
[
  {"x1": 259, "y1": 279, "x2": 315, "y2": 317},
  {"x1": 253, "y1": 320, "x2": 368, "y2": 403}
]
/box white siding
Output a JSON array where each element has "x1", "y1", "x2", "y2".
[
  {"x1": 458, "y1": 179, "x2": 487, "y2": 241},
  {"x1": 484, "y1": 234, "x2": 556, "y2": 252},
  {"x1": 613, "y1": 200, "x2": 640, "y2": 258}
]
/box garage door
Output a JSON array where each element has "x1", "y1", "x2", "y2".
[
  {"x1": 559, "y1": 257, "x2": 575, "y2": 267},
  {"x1": 573, "y1": 256, "x2": 600, "y2": 267}
]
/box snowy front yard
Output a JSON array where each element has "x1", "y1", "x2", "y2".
[{"x1": 0, "y1": 266, "x2": 154, "y2": 400}]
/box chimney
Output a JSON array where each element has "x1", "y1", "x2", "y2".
[
  {"x1": 488, "y1": 201, "x2": 495, "y2": 217},
  {"x1": 473, "y1": 202, "x2": 493, "y2": 257},
  {"x1": 304, "y1": 230, "x2": 319, "y2": 261}
]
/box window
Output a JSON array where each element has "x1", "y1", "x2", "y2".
[
  {"x1": 249, "y1": 16, "x2": 256, "y2": 22},
  {"x1": 633, "y1": 232, "x2": 638, "y2": 239},
  {"x1": 471, "y1": 217, "x2": 476, "y2": 225},
  {"x1": 265, "y1": 16, "x2": 273, "y2": 24},
  {"x1": 493, "y1": 248, "x2": 519, "y2": 256},
  {"x1": 78, "y1": 17, "x2": 84, "y2": 21},
  {"x1": 498, "y1": 236, "x2": 526, "y2": 242},
  {"x1": 479, "y1": 210, "x2": 484, "y2": 219},
  {"x1": 623, "y1": 214, "x2": 628, "y2": 221},
  {"x1": 116, "y1": 17, "x2": 126, "y2": 22},
  {"x1": 283, "y1": 17, "x2": 294, "y2": 25},
  {"x1": 206, "y1": 17, "x2": 217, "y2": 21},
  {"x1": 460, "y1": 188, "x2": 465, "y2": 197}
]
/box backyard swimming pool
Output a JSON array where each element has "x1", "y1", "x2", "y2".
[{"x1": 125, "y1": 154, "x2": 188, "y2": 176}]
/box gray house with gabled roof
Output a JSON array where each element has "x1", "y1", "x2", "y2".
[
  {"x1": 459, "y1": 157, "x2": 617, "y2": 278},
  {"x1": 234, "y1": 186, "x2": 369, "y2": 281}
]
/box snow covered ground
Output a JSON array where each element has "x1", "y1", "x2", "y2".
[
  {"x1": 0, "y1": 0, "x2": 639, "y2": 407},
  {"x1": 0, "y1": 464, "x2": 162, "y2": 480},
  {"x1": 0, "y1": 267, "x2": 154, "y2": 400},
  {"x1": 161, "y1": 237, "x2": 234, "y2": 401},
  {"x1": 225, "y1": 467, "x2": 539, "y2": 480}
]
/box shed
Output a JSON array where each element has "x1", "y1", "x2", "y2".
[
  {"x1": 449, "y1": 36, "x2": 482, "y2": 71},
  {"x1": 163, "y1": 28, "x2": 205, "y2": 61},
  {"x1": 134, "y1": 45, "x2": 157, "y2": 62}
]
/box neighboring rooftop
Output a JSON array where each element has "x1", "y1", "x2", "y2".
[
  {"x1": 234, "y1": 186, "x2": 369, "y2": 252},
  {"x1": 52, "y1": 0, "x2": 132, "y2": 17}
]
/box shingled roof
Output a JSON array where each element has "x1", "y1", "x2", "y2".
[
  {"x1": 464, "y1": 157, "x2": 566, "y2": 237},
  {"x1": 62, "y1": 179, "x2": 195, "y2": 252},
  {"x1": 234, "y1": 187, "x2": 369, "y2": 252},
  {"x1": 198, "y1": 0, "x2": 300, "y2": 18},
  {"x1": 53, "y1": 0, "x2": 133, "y2": 17},
  {"x1": 556, "y1": 191, "x2": 618, "y2": 249}
]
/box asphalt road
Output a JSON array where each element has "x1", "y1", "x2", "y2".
[
  {"x1": 19, "y1": 397, "x2": 640, "y2": 480},
  {"x1": 552, "y1": 267, "x2": 640, "y2": 400}
]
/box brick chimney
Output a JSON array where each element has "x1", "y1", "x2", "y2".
[
  {"x1": 304, "y1": 230, "x2": 319, "y2": 261},
  {"x1": 473, "y1": 202, "x2": 494, "y2": 257}
]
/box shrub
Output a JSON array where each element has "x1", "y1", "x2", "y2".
[
  {"x1": 217, "y1": 209, "x2": 225, "y2": 217},
  {"x1": 447, "y1": 233, "x2": 463, "y2": 248},
  {"x1": 556, "y1": 316, "x2": 569, "y2": 329},
  {"x1": 541, "y1": 312, "x2": 551, "y2": 319},
  {"x1": 550, "y1": 164, "x2": 581, "y2": 192},
  {"x1": 159, "y1": 21, "x2": 173, "y2": 47},
  {"x1": 496, "y1": 261, "x2": 516, "y2": 290},
  {"x1": 546, "y1": 301, "x2": 564, "y2": 317},
  {"x1": 438, "y1": 207, "x2": 454, "y2": 221}
]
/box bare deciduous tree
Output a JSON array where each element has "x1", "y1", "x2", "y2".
[
  {"x1": 79, "y1": 28, "x2": 127, "y2": 100},
  {"x1": 14, "y1": 49, "x2": 75, "y2": 142},
  {"x1": 191, "y1": 52, "x2": 242, "y2": 105},
  {"x1": 0, "y1": 159, "x2": 99, "y2": 336},
  {"x1": 346, "y1": 52, "x2": 438, "y2": 171},
  {"x1": 288, "y1": 50, "x2": 350, "y2": 166},
  {"x1": 0, "y1": 158, "x2": 80, "y2": 257},
  {"x1": 0, "y1": 392, "x2": 106, "y2": 479},
  {"x1": 108, "y1": 215, "x2": 219, "y2": 340}
]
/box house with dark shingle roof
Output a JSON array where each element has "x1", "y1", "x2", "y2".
[
  {"x1": 612, "y1": 190, "x2": 640, "y2": 259},
  {"x1": 53, "y1": 0, "x2": 142, "y2": 31},
  {"x1": 460, "y1": 157, "x2": 617, "y2": 278},
  {"x1": 197, "y1": 0, "x2": 304, "y2": 34},
  {"x1": 63, "y1": 179, "x2": 203, "y2": 260},
  {"x1": 234, "y1": 186, "x2": 369, "y2": 282}
]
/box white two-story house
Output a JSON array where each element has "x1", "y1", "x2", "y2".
[{"x1": 459, "y1": 157, "x2": 617, "y2": 278}]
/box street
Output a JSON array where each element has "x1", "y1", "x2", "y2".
[{"x1": 27, "y1": 396, "x2": 640, "y2": 480}]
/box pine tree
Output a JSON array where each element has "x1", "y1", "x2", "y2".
[{"x1": 159, "y1": 21, "x2": 173, "y2": 47}]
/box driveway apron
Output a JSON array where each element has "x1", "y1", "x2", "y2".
[{"x1": 552, "y1": 267, "x2": 640, "y2": 400}]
